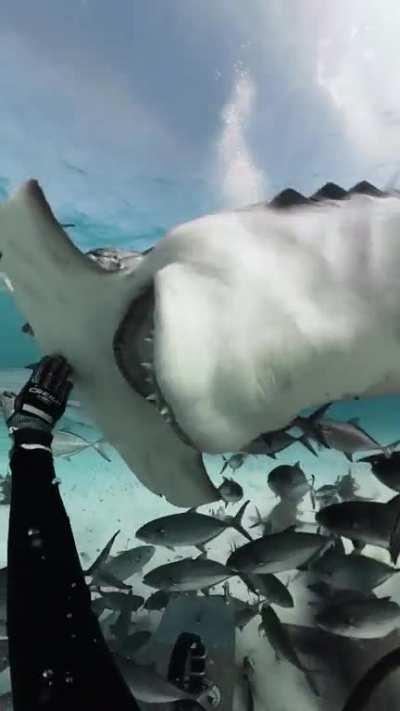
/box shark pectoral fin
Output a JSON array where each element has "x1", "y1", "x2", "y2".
[{"x1": 0, "y1": 181, "x2": 219, "y2": 508}]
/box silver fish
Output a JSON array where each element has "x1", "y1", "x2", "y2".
[
  {"x1": 111, "y1": 605, "x2": 132, "y2": 644},
  {"x1": 310, "y1": 417, "x2": 382, "y2": 460},
  {"x1": 242, "y1": 430, "x2": 317, "y2": 458},
  {"x1": 335, "y1": 470, "x2": 370, "y2": 501},
  {"x1": 218, "y1": 477, "x2": 243, "y2": 506},
  {"x1": 310, "y1": 550, "x2": 400, "y2": 591},
  {"x1": 217, "y1": 584, "x2": 260, "y2": 630},
  {"x1": 315, "y1": 596, "x2": 400, "y2": 639},
  {"x1": 143, "y1": 589, "x2": 171, "y2": 611},
  {"x1": 267, "y1": 462, "x2": 310, "y2": 501},
  {"x1": 116, "y1": 657, "x2": 216, "y2": 706},
  {"x1": 240, "y1": 572, "x2": 294, "y2": 608},
  {"x1": 227, "y1": 529, "x2": 328, "y2": 574},
  {"x1": 220, "y1": 453, "x2": 249, "y2": 474},
  {"x1": 91, "y1": 596, "x2": 108, "y2": 617},
  {"x1": 100, "y1": 590, "x2": 144, "y2": 612},
  {"x1": 259, "y1": 604, "x2": 320, "y2": 696},
  {"x1": 316, "y1": 495, "x2": 400, "y2": 549},
  {"x1": 101, "y1": 545, "x2": 156, "y2": 582},
  {"x1": 143, "y1": 557, "x2": 233, "y2": 592},
  {"x1": 136, "y1": 500, "x2": 251, "y2": 550},
  {"x1": 250, "y1": 500, "x2": 301, "y2": 535},
  {"x1": 85, "y1": 530, "x2": 120, "y2": 578},
  {"x1": 359, "y1": 451, "x2": 400, "y2": 492}
]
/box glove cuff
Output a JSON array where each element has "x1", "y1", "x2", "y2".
[{"x1": 10, "y1": 427, "x2": 53, "y2": 448}]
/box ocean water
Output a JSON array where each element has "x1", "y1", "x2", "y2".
[{"x1": 0, "y1": 179, "x2": 400, "y2": 711}]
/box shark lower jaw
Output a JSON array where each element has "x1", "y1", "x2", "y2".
[{"x1": 113, "y1": 283, "x2": 197, "y2": 451}]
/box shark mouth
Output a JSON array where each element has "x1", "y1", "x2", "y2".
[
  {"x1": 2, "y1": 179, "x2": 400, "y2": 507},
  {"x1": 113, "y1": 282, "x2": 195, "y2": 449}
]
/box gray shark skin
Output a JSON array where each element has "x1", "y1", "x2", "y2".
[{"x1": 3, "y1": 180, "x2": 400, "y2": 506}]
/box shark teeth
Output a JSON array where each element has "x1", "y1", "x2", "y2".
[
  {"x1": 145, "y1": 393, "x2": 157, "y2": 402},
  {"x1": 140, "y1": 320, "x2": 187, "y2": 438}
]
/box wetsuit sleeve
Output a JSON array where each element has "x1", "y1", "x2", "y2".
[{"x1": 7, "y1": 429, "x2": 139, "y2": 711}]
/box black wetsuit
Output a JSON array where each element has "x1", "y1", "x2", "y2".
[{"x1": 7, "y1": 428, "x2": 140, "y2": 711}]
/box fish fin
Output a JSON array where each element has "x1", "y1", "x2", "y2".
[
  {"x1": 347, "y1": 417, "x2": 360, "y2": 425},
  {"x1": 297, "y1": 434, "x2": 318, "y2": 456},
  {"x1": 219, "y1": 460, "x2": 229, "y2": 475},
  {"x1": 304, "y1": 671, "x2": 321, "y2": 697},
  {"x1": 232, "y1": 500, "x2": 252, "y2": 541},
  {"x1": 196, "y1": 545, "x2": 207, "y2": 555},
  {"x1": 384, "y1": 438, "x2": 400, "y2": 455},
  {"x1": 93, "y1": 438, "x2": 112, "y2": 463},
  {"x1": 344, "y1": 452, "x2": 354, "y2": 462},
  {"x1": 267, "y1": 453, "x2": 277, "y2": 459},
  {"x1": 388, "y1": 494, "x2": 400, "y2": 508},
  {"x1": 310, "y1": 402, "x2": 333, "y2": 422},
  {"x1": 85, "y1": 530, "x2": 120, "y2": 576},
  {"x1": 98, "y1": 571, "x2": 131, "y2": 590},
  {"x1": 282, "y1": 525, "x2": 297, "y2": 533}
]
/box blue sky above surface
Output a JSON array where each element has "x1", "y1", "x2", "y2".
[{"x1": 0, "y1": 0, "x2": 400, "y2": 243}]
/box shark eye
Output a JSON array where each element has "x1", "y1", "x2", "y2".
[{"x1": 157, "y1": 527, "x2": 166, "y2": 535}]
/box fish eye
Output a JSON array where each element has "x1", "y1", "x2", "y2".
[{"x1": 157, "y1": 527, "x2": 166, "y2": 535}]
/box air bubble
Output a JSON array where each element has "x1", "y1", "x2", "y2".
[
  {"x1": 42, "y1": 669, "x2": 54, "y2": 679},
  {"x1": 66, "y1": 612, "x2": 73, "y2": 619},
  {"x1": 65, "y1": 672, "x2": 74, "y2": 685},
  {"x1": 28, "y1": 528, "x2": 40, "y2": 536},
  {"x1": 31, "y1": 537, "x2": 43, "y2": 550}
]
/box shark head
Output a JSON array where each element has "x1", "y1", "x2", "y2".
[{"x1": 3, "y1": 179, "x2": 400, "y2": 507}]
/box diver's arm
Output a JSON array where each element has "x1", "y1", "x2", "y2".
[{"x1": 7, "y1": 356, "x2": 139, "y2": 711}]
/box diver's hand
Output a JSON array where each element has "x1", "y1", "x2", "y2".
[{"x1": 7, "y1": 355, "x2": 73, "y2": 434}]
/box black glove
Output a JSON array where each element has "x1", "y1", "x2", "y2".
[{"x1": 7, "y1": 355, "x2": 73, "y2": 435}]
